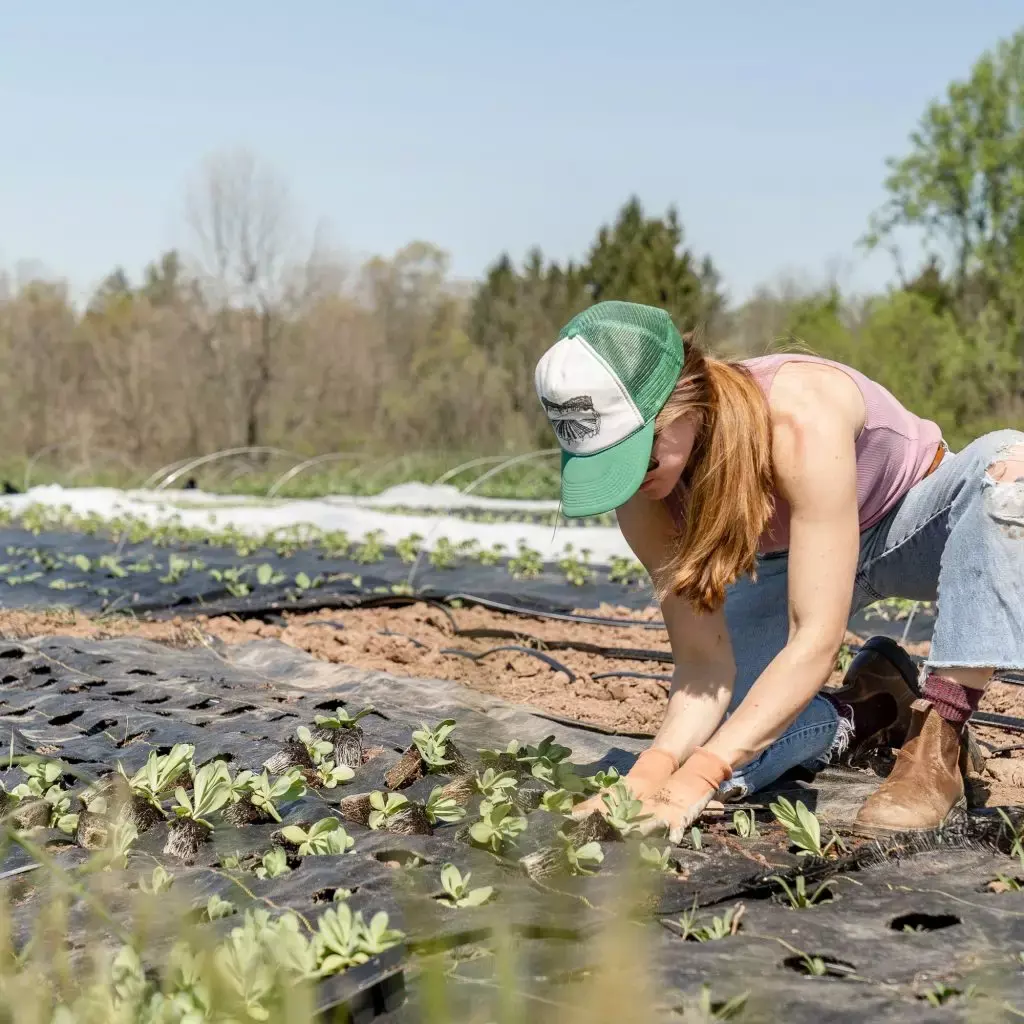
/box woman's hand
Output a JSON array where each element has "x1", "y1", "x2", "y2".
[
  {"x1": 636, "y1": 748, "x2": 732, "y2": 843},
  {"x1": 571, "y1": 747, "x2": 677, "y2": 819}
]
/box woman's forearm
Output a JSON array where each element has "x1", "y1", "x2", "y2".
[
  {"x1": 651, "y1": 663, "x2": 734, "y2": 765},
  {"x1": 702, "y1": 633, "x2": 837, "y2": 769}
]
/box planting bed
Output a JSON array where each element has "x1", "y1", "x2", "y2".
[{"x1": 1, "y1": 508, "x2": 1024, "y2": 1019}]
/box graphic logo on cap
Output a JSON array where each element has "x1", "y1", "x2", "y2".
[{"x1": 541, "y1": 395, "x2": 601, "y2": 449}]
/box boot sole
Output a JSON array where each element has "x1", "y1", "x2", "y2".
[{"x1": 849, "y1": 795, "x2": 968, "y2": 840}]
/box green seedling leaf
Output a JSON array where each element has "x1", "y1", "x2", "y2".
[
  {"x1": 367, "y1": 792, "x2": 409, "y2": 830},
  {"x1": 437, "y1": 863, "x2": 494, "y2": 908},
  {"x1": 139, "y1": 865, "x2": 174, "y2": 894},
  {"x1": 424, "y1": 786, "x2": 466, "y2": 825},
  {"x1": 204, "y1": 895, "x2": 236, "y2": 921},
  {"x1": 255, "y1": 847, "x2": 291, "y2": 879}
]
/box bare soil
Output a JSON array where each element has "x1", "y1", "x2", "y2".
[{"x1": 2, "y1": 602, "x2": 1023, "y2": 769}]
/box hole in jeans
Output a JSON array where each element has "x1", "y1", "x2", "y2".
[{"x1": 986, "y1": 443, "x2": 1024, "y2": 534}]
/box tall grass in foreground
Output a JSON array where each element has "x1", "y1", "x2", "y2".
[{"x1": 0, "y1": 835, "x2": 762, "y2": 1024}]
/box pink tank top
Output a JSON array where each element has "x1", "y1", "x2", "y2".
[
  {"x1": 670, "y1": 354, "x2": 943, "y2": 554},
  {"x1": 751, "y1": 355, "x2": 942, "y2": 551}
]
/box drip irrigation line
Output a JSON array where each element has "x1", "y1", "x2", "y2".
[
  {"x1": 439, "y1": 645, "x2": 576, "y2": 682},
  {"x1": 377, "y1": 629, "x2": 427, "y2": 649},
  {"x1": 970, "y1": 711, "x2": 1024, "y2": 734}
]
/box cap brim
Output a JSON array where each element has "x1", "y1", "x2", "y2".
[{"x1": 560, "y1": 421, "x2": 654, "y2": 517}]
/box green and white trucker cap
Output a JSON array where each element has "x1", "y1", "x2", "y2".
[{"x1": 535, "y1": 301, "x2": 684, "y2": 517}]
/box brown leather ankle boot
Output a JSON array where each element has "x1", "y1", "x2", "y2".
[
  {"x1": 852, "y1": 699, "x2": 966, "y2": 836},
  {"x1": 832, "y1": 636, "x2": 920, "y2": 764}
]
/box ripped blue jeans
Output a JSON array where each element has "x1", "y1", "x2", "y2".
[{"x1": 720, "y1": 429, "x2": 1024, "y2": 799}]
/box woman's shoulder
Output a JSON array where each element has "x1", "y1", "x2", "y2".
[{"x1": 766, "y1": 359, "x2": 867, "y2": 439}]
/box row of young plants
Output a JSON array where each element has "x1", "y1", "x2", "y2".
[
  {"x1": 5, "y1": 708, "x2": 1016, "y2": 1022},
  {"x1": 0, "y1": 504, "x2": 650, "y2": 590},
  {"x1": 369, "y1": 503, "x2": 617, "y2": 529}
]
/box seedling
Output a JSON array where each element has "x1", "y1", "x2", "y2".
[
  {"x1": 469, "y1": 799, "x2": 528, "y2": 853},
  {"x1": 436, "y1": 864, "x2": 494, "y2": 908},
  {"x1": 314, "y1": 706, "x2": 375, "y2": 730},
  {"x1": 424, "y1": 786, "x2": 466, "y2": 825},
  {"x1": 313, "y1": 759, "x2": 356, "y2": 790},
  {"x1": 474, "y1": 768, "x2": 519, "y2": 800},
  {"x1": 245, "y1": 769, "x2": 306, "y2": 822},
  {"x1": 558, "y1": 833, "x2": 604, "y2": 876},
  {"x1": 354, "y1": 530, "x2": 385, "y2": 564},
  {"x1": 557, "y1": 544, "x2": 593, "y2": 586},
  {"x1": 203, "y1": 895, "x2": 236, "y2": 921},
  {"x1": 477, "y1": 543, "x2": 506, "y2": 566},
  {"x1": 732, "y1": 809, "x2": 757, "y2": 838},
  {"x1": 508, "y1": 542, "x2": 543, "y2": 580},
  {"x1": 428, "y1": 538, "x2": 457, "y2": 569},
  {"x1": 119, "y1": 743, "x2": 195, "y2": 808},
  {"x1": 770, "y1": 797, "x2": 842, "y2": 858},
  {"x1": 691, "y1": 827, "x2": 703, "y2": 851},
  {"x1": 395, "y1": 533, "x2": 423, "y2": 564},
  {"x1": 210, "y1": 566, "x2": 251, "y2": 597},
  {"x1": 601, "y1": 782, "x2": 651, "y2": 836},
  {"x1": 295, "y1": 725, "x2": 334, "y2": 765},
  {"x1": 921, "y1": 982, "x2": 973, "y2": 1006},
  {"x1": 690, "y1": 987, "x2": 749, "y2": 1021},
  {"x1": 770, "y1": 874, "x2": 833, "y2": 909},
  {"x1": 540, "y1": 789, "x2": 576, "y2": 814},
  {"x1": 139, "y1": 865, "x2": 174, "y2": 894},
  {"x1": 608, "y1": 556, "x2": 647, "y2": 586},
  {"x1": 279, "y1": 818, "x2": 354, "y2": 856},
  {"x1": 801, "y1": 955, "x2": 829, "y2": 977},
  {"x1": 411, "y1": 719, "x2": 458, "y2": 771},
  {"x1": 583, "y1": 767, "x2": 621, "y2": 792},
  {"x1": 997, "y1": 808, "x2": 1024, "y2": 866},
  {"x1": 254, "y1": 847, "x2": 292, "y2": 879},
  {"x1": 676, "y1": 901, "x2": 745, "y2": 942},
  {"x1": 314, "y1": 904, "x2": 403, "y2": 975},
  {"x1": 256, "y1": 563, "x2": 285, "y2": 586},
  {"x1": 99, "y1": 821, "x2": 139, "y2": 871},
  {"x1": 165, "y1": 760, "x2": 232, "y2": 860},
  {"x1": 368, "y1": 792, "x2": 411, "y2": 830},
  {"x1": 638, "y1": 843, "x2": 675, "y2": 872}
]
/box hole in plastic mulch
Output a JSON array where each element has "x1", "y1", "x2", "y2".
[
  {"x1": 889, "y1": 912, "x2": 961, "y2": 933},
  {"x1": 782, "y1": 955, "x2": 856, "y2": 978}
]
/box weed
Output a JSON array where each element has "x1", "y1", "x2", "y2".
[
  {"x1": 770, "y1": 874, "x2": 834, "y2": 909},
  {"x1": 676, "y1": 901, "x2": 745, "y2": 942}
]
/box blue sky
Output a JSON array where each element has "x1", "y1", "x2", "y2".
[{"x1": 1, "y1": 2, "x2": 1020, "y2": 305}]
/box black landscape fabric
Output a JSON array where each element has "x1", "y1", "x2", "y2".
[{"x1": 1, "y1": 634, "x2": 1021, "y2": 1019}]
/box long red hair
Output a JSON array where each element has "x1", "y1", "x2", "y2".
[{"x1": 653, "y1": 336, "x2": 774, "y2": 613}]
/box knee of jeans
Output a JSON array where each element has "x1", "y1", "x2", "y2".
[{"x1": 983, "y1": 436, "x2": 1024, "y2": 539}]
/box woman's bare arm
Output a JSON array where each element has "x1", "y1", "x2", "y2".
[
  {"x1": 616, "y1": 495, "x2": 736, "y2": 765},
  {"x1": 700, "y1": 370, "x2": 860, "y2": 770}
]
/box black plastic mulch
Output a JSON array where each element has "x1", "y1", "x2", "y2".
[{"x1": 1, "y1": 634, "x2": 1023, "y2": 1020}]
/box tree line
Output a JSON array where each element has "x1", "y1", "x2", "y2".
[{"x1": 1, "y1": 29, "x2": 1021, "y2": 485}]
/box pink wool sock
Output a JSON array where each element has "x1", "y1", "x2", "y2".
[{"x1": 922, "y1": 674, "x2": 983, "y2": 727}]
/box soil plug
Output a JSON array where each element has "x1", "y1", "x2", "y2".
[
  {"x1": 75, "y1": 809, "x2": 113, "y2": 850},
  {"x1": 338, "y1": 793, "x2": 373, "y2": 827},
  {"x1": 367, "y1": 791, "x2": 433, "y2": 836},
  {"x1": 312, "y1": 707, "x2": 375, "y2": 769},
  {"x1": 163, "y1": 761, "x2": 232, "y2": 864},
  {"x1": 562, "y1": 810, "x2": 621, "y2": 846},
  {"x1": 263, "y1": 738, "x2": 317, "y2": 776},
  {"x1": 386, "y1": 719, "x2": 473, "y2": 790},
  {"x1": 3, "y1": 799, "x2": 51, "y2": 831}
]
